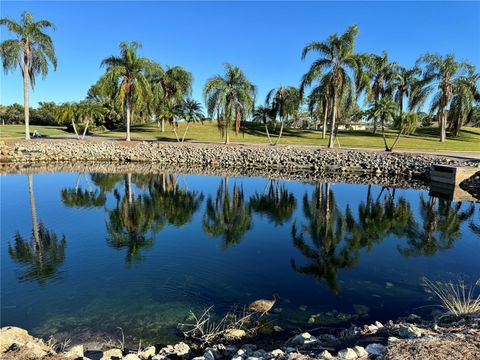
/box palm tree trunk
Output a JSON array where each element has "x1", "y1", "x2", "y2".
[
  {"x1": 225, "y1": 119, "x2": 230, "y2": 145},
  {"x1": 125, "y1": 173, "x2": 134, "y2": 209},
  {"x1": 381, "y1": 117, "x2": 390, "y2": 151},
  {"x1": 126, "y1": 99, "x2": 131, "y2": 141},
  {"x1": 23, "y1": 57, "x2": 30, "y2": 140},
  {"x1": 173, "y1": 125, "x2": 181, "y2": 142},
  {"x1": 389, "y1": 128, "x2": 404, "y2": 152},
  {"x1": 440, "y1": 108, "x2": 446, "y2": 142},
  {"x1": 71, "y1": 119, "x2": 80, "y2": 139},
  {"x1": 81, "y1": 120, "x2": 89, "y2": 140},
  {"x1": 327, "y1": 89, "x2": 337, "y2": 148},
  {"x1": 274, "y1": 118, "x2": 285, "y2": 146},
  {"x1": 181, "y1": 122, "x2": 190, "y2": 142},
  {"x1": 265, "y1": 124, "x2": 273, "y2": 145},
  {"x1": 322, "y1": 100, "x2": 328, "y2": 140},
  {"x1": 28, "y1": 174, "x2": 42, "y2": 259},
  {"x1": 161, "y1": 118, "x2": 165, "y2": 132}
]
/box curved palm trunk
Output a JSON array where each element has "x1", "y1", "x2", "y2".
[
  {"x1": 173, "y1": 124, "x2": 180, "y2": 142},
  {"x1": 23, "y1": 55, "x2": 30, "y2": 140},
  {"x1": 264, "y1": 123, "x2": 273, "y2": 145},
  {"x1": 181, "y1": 122, "x2": 190, "y2": 142},
  {"x1": 327, "y1": 89, "x2": 337, "y2": 149},
  {"x1": 71, "y1": 119, "x2": 80, "y2": 139},
  {"x1": 389, "y1": 128, "x2": 404, "y2": 152},
  {"x1": 381, "y1": 117, "x2": 390, "y2": 151},
  {"x1": 274, "y1": 117, "x2": 285, "y2": 146},
  {"x1": 81, "y1": 120, "x2": 90, "y2": 140}
]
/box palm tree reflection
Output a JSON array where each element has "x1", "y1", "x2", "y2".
[
  {"x1": 203, "y1": 178, "x2": 252, "y2": 249},
  {"x1": 250, "y1": 180, "x2": 297, "y2": 225}
]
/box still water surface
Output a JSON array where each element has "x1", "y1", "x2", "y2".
[{"x1": 1, "y1": 172, "x2": 479, "y2": 344}]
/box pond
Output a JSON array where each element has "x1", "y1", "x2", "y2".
[{"x1": 1, "y1": 171, "x2": 479, "y2": 345}]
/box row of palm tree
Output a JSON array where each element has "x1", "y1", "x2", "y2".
[
  {"x1": 9, "y1": 174, "x2": 477, "y2": 287},
  {"x1": 1, "y1": 12, "x2": 479, "y2": 146}
]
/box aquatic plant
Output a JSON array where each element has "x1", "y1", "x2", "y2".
[{"x1": 423, "y1": 278, "x2": 480, "y2": 317}]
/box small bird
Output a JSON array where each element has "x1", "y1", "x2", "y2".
[{"x1": 248, "y1": 293, "x2": 280, "y2": 315}]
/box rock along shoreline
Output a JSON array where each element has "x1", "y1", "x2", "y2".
[
  {"x1": 1, "y1": 140, "x2": 479, "y2": 181},
  {"x1": 1, "y1": 313, "x2": 479, "y2": 360}
]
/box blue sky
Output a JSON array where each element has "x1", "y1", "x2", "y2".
[{"x1": 1, "y1": 1, "x2": 479, "y2": 108}]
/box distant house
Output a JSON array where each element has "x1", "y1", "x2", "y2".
[{"x1": 315, "y1": 123, "x2": 367, "y2": 131}]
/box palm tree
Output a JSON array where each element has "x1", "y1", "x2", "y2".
[
  {"x1": 447, "y1": 72, "x2": 479, "y2": 136},
  {"x1": 365, "y1": 97, "x2": 399, "y2": 151},
  {"x1": 412, "y1": 54, "x2": 475, "y2": 142},
  {"x1": 252, "y1": 105, "x2": 275, "y2": 144},
  {"x1": 174, "y1": 99, "x2": 204, "y2": 142},
  {"x1": 77, "y1": 100, "x2": 104, "y2": 139},
  {"x1": 361, "y1": 51, "x2": 397, "y2": 134},
  {"x1": 150, "y1": 64, "x2": 193, "y2": 132},
  {"x1": 55, "y1": 102, "x2": 80, "y2": 139},
  {"x1": 100, "y1": 41, "x2": 152, "y2": 141},
  {"x1": 266, "y1": 86, "x2": 302, "y2": 145},
  {"x1": 0, "y1": 12, "x2": 57, "y2": 140},
  {"x1": 301, "y1": 25, "x2": 363, "y2": 148},
  {"x1": 202, "y1": 178, "x2": 252, "y2": 249},
  {"x1": 203, "y1": 63, "x2": 256, "y2": 144},
  {"x1": 61, "y1": 173, "x2": 106, "y2": 208},
  {"x1": 392, "y1": 65, "x2": 421, "y2": 127},
  {"x1": 306, "y1": 81, "x2": 332, "y2": 139},
  {"x1": 250, "y1": 180, "x2": 296, "y2": 226}
]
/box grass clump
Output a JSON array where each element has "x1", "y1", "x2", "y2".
[{"x1": 423, "y1": 278, "x2": 480, "y2": 317}]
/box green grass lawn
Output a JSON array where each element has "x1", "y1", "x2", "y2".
[
  {"x1": 0, "y1": 125, "x2": 70, "y2": 139},
  {"x1": 2, "y1": 123, "x2": 479, "y2": 152}
]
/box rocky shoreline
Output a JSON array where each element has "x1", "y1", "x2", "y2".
[
  {"x1": 2, "y1": 313, "x2": 479, "y2": 360},
  {"x1": 1, "y1": 140, "x2": 479, "y2": 181}
]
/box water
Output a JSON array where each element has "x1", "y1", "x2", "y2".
[{"x1": 1, "y1": 171, "x2": 479, "y2": 345}]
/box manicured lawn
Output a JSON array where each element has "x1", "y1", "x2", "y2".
[
  {"x1": 2, "y1": 123, "x2": 479, "y2": 152},
  {"x1": 0, "y1": 125, "x2": 69, "y2": 139}
]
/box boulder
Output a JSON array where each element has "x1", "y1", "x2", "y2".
[
  {"x1": 319, "y1": 350, "x2": 333, "y2": 359},
  {"x1": 352, "y1": 346, "x2": 368, "y2": 358},
  {"x1": 101, "y1": 348, "x2": 123, "y2": 360},
  {"x1": 65, "y1": 344, "x2": 84, "y2": 359},
  {"x1": 138, "y1": 346, "x2": 156, "y2": 359},
  {"x1": 337, "y1": 348, "x2": 358, "y2": 359},
  {"x1": 399, "y1": 323, "x2": 423, "y2": 339},
  {"x1": 123, "y1": 355, "x2": 141, "y2": 360},
  {"x1": 365, "y1": 343, "x2": 386, "y2": 356},
  {"x1": 173, "y1": 342, "x2": 190, "y2": 357}
]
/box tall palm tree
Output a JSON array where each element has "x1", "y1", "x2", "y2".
[
  {"x1": 203, "y1": 63, "x2": 256, "y2": 144},
  {"x1": 301, "y1": 25, "x2": 362, "y2": 148},
  {"x1": 365, "y1": 97, "x2": 399, "y2": 151},
  {"x1": 202, "y1": 178, "x2": 252, "y2": 249},
  {"x1": 252, "y1": 105, "x2": 275, "y2": 144},
  {"x1": 266, "y1": 86, "x2": 302, "y2": 145},
  {"x1": 361, "y1": 51, "x2": 397, "y2": 134},
  {"x1": 0, "y1": 12, "x2": 57, "y2": 140},
  {"x1": 100, "y1": 41, "x2": 152, "y2": 141},
  {"x1": 392, "y1": 65, "x2": 421, "y2": 127},
  {"x1": 412, "y1": 53, "x2": 475, "y2": 142}
]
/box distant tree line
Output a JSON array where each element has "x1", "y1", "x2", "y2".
[{"x1": 1, "y1": 12, "x2": 479, "y2": 149}]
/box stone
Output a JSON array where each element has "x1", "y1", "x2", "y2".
[
  {"x1": 367, "y1": 324, "x2": 378, "y2": 332},
  {"x1": 224, "y1": 329, "x2": 247, "y2": 339},
  {"x1": 123, "y1": 355, "x2": 141, "y2": 360},
  {"x1": 24, "y1": 341, "x2": 50, "y2": 358},
  {"x1": 203, "y1": 349, "x2": 215, "y2": 360},
  {"x1": 337, "y1": 348, "x2": 358, "y2": 359},
  {"x1": 65, "y1": 344, "x2": 84, "y2": 359},
  {"x1": 365, "y1": 343, "x2": 386, "y2": 356},
  {"x1": 319, "y1": 350, "x2": 333, "y2": 359},
  {"x1": 399, "y1": 323, "x2": 423, "y2": 339},
  {"x1": 388, "y1": 336, "x2": 400, "y2": 343},
  {"x1": 138, "y1": 346, "x2": 156, "y2": 359},
  {"x1": 0, "y1": 326, "x2": 51, "y2": 355},
  {"x1": 241, "y1": 344, "x2": 257, "y2": 353},
  {"x1": 290, "y1": 332, "x2": 317, "y2": 346},
  {"x1": 192, "y1": 357, "x2": 205, "y2": 360},
  {"x1": 374, "y1": 321, "x2": 384, "y2": 328},
  {"x1": 101, "y1": 348, "x2": 123, "y2": 360},
  {"x1": 353, "y1": 346, "x2": 368, "y2": 358},
  {"x1": 173, "y1": 342, "x2": 190, "y2": 357},
  {"x1": 252, "y1": 349, "x2": 266, "y2": 357},
  {"x1": 222, "y1": 345, "x2": 237, "y2": 357}
]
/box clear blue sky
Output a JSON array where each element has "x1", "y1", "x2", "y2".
[{"x1": 1, "y1": 1, "x2": 479, "y2": 108}]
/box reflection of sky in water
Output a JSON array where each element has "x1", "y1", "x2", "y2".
[{"x1": 1, "y1": 172, "x2": 479, "y2": 345}]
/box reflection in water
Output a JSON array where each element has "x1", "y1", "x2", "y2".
[
  {"x1": 3, "y1": 171, "x2": 479, "y2": 345},
  {"x1": 250, "y1": 180, "x2": 297, "y2": 225},
  {"x1": 61, "y1": 173, "x2": 106, "y2": 208},
  {"x1": 8, "y1": 175, "x2": 66, "y2": 284},
  {"x1": 203, "y1": 178, "x2": 252, "y2": 249},
  {"x1": 106, "y1": 173, "x2": 165, "y2": 264},
  {"x1": 291, "y1": 183, "x2": 359, "y2": 294},
  {"x1": 399, "y1": 195, "x2": 475, "y2": 257}
]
